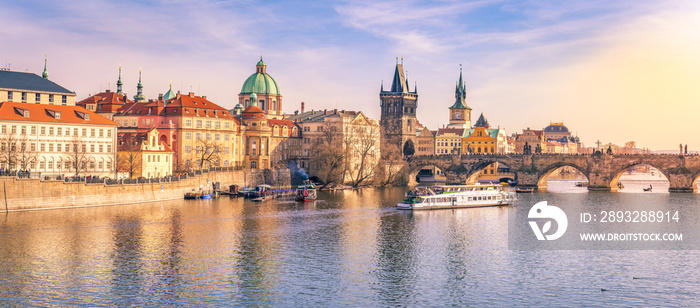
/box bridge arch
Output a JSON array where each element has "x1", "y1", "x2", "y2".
[
  {"x1": 692, "y1": 170, "x2": 700, "y2": 192},
  {"x1": 463, "y1": 157, "x2": 517, "y2": 185},
  {"x1": 609, "y1": 161, "x2": 671, "y2": 190},
  {"x1": 536, "y1": 162, "x2": 589, "y2": 188},
  {"x1": 407, "y1": 163, "x2": 447, "y2": 186}
]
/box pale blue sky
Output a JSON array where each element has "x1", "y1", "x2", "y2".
[{"x1": 2, "y1": 0, "x2": 699, "y2": 149}]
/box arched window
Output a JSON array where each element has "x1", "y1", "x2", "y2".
[
  {"x1": 282, "y1": 126, "x2": 288, "y2": 136},
  {"x1": 251, "y1": 161, "x2": 257, "y2": 169},
  {"x1": 273, "y1": 125, "x2": 280, "y2": 136},
  {"x1": 260, "y1": 100, "x2": 265, "y2": 110}
]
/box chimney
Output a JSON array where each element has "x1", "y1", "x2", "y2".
[
  {"x1": 106, "y1": 89, "x2": 111, "y2": 93},
  {"x1": 294, "y1": 110, "x2": 298, "y2": 115},
  {"x1": 301, "y1": 102, "x2": 305, "y2": 113},
  {"x1": 202, "y1": 96, "x2": 207, "y2": 100},
  {"x1": 324, "y1": 109, "x2": 327, "y2": 115},
  {"x1": 334, "y1": 109, "x2": 337, "y2": 114},
  {"x1": 158, "y1": 93, "x2": 163, "y2": 100},
  {"x1": 188, "y1": 92, "x2": 195, "y2": 97}
]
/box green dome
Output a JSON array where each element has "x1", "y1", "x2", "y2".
[
  {"x1": 257, "y1": 59, "x2": 266, "y2": 66},
  {"x1": 249, "y1": 92, "x2": 258, "y2": 106},
  {"x1": 240, "y1": 72, "x2": 280, "y2": 96}
]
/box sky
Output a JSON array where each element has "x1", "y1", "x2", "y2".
[{"x1": 2, "y1": 0, "x2": 699, "y2": 150}]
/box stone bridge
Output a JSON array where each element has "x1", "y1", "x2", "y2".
[{"x1": 405, "y1": 154, "x2": 700, "y2": 192}]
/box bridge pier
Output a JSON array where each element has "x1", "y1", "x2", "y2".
[
  {"x1": 515, "y1": 171, "x2": 541, "y2": 191},
  {"x1": 668, "y1": 173, "x2": 698, "y2": 193},
  {"x1": 587, "y1": 172, "x2": 617, "y2": 192}
]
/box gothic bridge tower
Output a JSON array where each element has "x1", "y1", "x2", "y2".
[{"x1": 380, "y1": 58, "x2": 418, "y2": 156}]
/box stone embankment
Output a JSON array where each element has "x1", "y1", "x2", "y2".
[{"x1": 0, "y1": 168, "x2": 291, "y2": 212}]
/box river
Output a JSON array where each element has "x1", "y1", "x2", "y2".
[{"x1": 0, "y1": 179, "x2": 698, "y2": 307}]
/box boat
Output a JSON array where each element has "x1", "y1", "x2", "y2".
[
  {"x1": 575, "y1": 181, "x2": 589, "y2": 187},
  {"x1": 249, "y1": 184, "x2": 273, "y2": 201},
  {"x1": 397, "y1": 183, "x2": 516, "y2": 210},
  {"x1": 295, "y1": 180, "x2": 317, "y2": 202},
  {"x1": 643, "y1": 185, "x2": 652, "y2": 192},
  {"x1": 515, "y1": 187, "x2": 534, "y2": 193}
]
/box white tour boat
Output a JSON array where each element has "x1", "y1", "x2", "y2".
[{"x1": 397, "y1": 184, "x2": 517, "y2": 210}]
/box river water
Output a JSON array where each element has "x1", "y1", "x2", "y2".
[{"x1": 1, "y1": 179, "x2": 699, "y2": 307}]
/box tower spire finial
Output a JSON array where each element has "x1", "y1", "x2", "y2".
[
  {"x1": 134, "y1": 67, "x2": 145, "y2": 102},
  {"x1": 116, "y1": 63, "x2": 124, "y2": 95},
  {"x1": 42, "y1": 54, "x2": 49, "y2": 79}
]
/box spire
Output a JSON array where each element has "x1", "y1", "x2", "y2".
[
  {"x1": 133, "y1": 67, "x2": 145, "y2": 102},
  {"x1": 116, "y1": 64, "x2": 124, "y2": 96},
  {"x1": 42, "y1": 54, "x2": 48, "y2": 79},
  {"x1": 474, "y1": 113, "x2": 490, "y2": 128},
  {"x1": 390, "y1": 60, "x2": 408, "y2": 93},
  {"x1": 450, "y1": 65, "x2": 470, "y2": 110},
  {"x1": 380, "y1": 80, "x2": 384, "y2": 92}
]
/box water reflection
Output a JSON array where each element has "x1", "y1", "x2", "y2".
[{"x1": 0, "y1": 188, "x2": 698, "y2": 306}]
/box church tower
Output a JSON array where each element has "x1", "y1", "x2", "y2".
[
  {"x1": 447, "y1": 66, "x2": 471, "y2": 129},
  {"x1": 380, "y1": 58, "x2": 418, "y2": 156}
]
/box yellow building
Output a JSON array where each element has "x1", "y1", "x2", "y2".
[{"x1": 117, "y1": 128, "x2": 174, "y2": 178}]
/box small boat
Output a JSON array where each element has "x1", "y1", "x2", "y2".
[
  {"x1": 643, "y1": 185, "x2": 652, "y2": 192},
  {"x1": 575, "y1": 181, "x2": 588, "y2": 187},
  {"x1": 249, "y1": 184, "x2": 273, "y2": 201},
  {"x1": 295, "y1": 180, "x2": 317, "y2": 202},
  {"x1": 397, "y1": 184, "x2": 516, "y2": 210},
  {"x1": 200, "y1": 193, "x2": 212, "y2": 199},
  {"x1": 515, "y1": 187, "x2": 534, "y2": 193}
]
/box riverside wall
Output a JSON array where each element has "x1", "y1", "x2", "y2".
[{"x1": 0, "y1": 168, "x2": 292, "y2": 212}]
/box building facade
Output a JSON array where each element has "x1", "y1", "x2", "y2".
[
  {"x1": 0, "y1": 67, "x2": 76, "y2": 106},
  {"x1": 0, "y1": 102, "x2": 117, "y2": 177}
]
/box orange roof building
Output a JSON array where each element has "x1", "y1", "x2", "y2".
[
  {"x1": 117, "y1": 128, "x2": 174, "y2": 179},
  {"x1": 0, "y1": 101, "x2": 118, "y2": 177}
]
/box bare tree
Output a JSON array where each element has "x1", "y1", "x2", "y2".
[
  {"x1": 0, "y1": 133, "x2": 19, "y2": 172},
  {"x1": 309, "y1": 122, "x2": 346, "y2": 188},
  {"x1": 16, "y1": 134, "x2": 38, "y2": 171},
  {"x1": 191, "y1": 139, "x2": 223, "y2": 170},
  {"x1": 118, "y1": 151, "x2": 141, "y2": 179},
  {"x1": 376, "y1": 129, "x2": 404, "y2": 186},
  {"x1": 64, "y1": 137, "x2": 90, "y2": 176},
  {"x1": 346, "y1": 125, "x2": 380, "y2": 187}
]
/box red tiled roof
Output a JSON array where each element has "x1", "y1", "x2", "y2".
[
  {"x1": 118, "y1": 131, "x2": 174, "y2": 152},
  {"x1": 436, "y1": 128, "x2": 464, "y2": 136},
  {"x1": 77, "y1": 91, "x2": 130, "y2": 113},
  {"x1": 268, "y1": 118, "x2": 300, "y2": 137},
  {"x1": 115, "y1": 93, "x2": 234, "y2": 119},
  {"x1": 0, "y1": 101, "x2": 117, "y2": 125}
]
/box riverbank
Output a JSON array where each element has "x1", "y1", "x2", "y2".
[{"x1": 0, "y1": 168, "x2": 291, "y2": 212}]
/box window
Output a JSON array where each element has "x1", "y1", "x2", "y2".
[
  {"x1": 91, "y1": 129, "x2": 95, "y2": 137},
  {"x1": 107, "y1": 145, "x2": 111, "y2": 152},
  {"x1": 49, "y1": 94, "x2": 54, "y2": 103},
  {"x1": 49, "y1": 127, "x2": 54, "y2": 135},
  {"x1": 185, "y1": 132, "x2": 192, "y2": 140},
  {"x1": 214, "y1": 134, "x2": 219, "y2": 141},
  {"x1": 48, "y1": 144, "x2": 53, "y2": 152},
  {"x1": 196, "y1": 146, "x2": 202, "y2": 153},
  {"x1": 196, "y1": 133, "x2": 201, "y2": 140},
  {"x1": 62, "y1": 95, "x2": 67, "y2": 105},
  {"x1": 21, "y1": 92, "x2": 27, "y2": 103},
  {"x1": 81, "y1": 144, "x2": 86, "y2": 152},
  {"x1": 57, "y1": 144, "x2": 62, "y2": 152},
  {"x1": 99, "y1": 129, "x2": 103, "y2": 137},
  {"x1": 215, "y1": 121, "x2": 221, "y2": 129},
  {"x1": 57, "y1": 127, "x2": 62, "y2": 135},
  {"x1": 48, "y1": 161, "x2": 53, "y2": 169},
  {"x1": 82, "y1": 128, "x2": 86, "y2": 136},
  {"x1": 206, "y1": 121, "x2": 211, "y2": 128},
  {"x1": 35, "y1": 93, "x2": 40, "y2": 103},
  {"x1": 107, "y1": 161, "x2": 112, "y2": 170},
  {"x1": 20, "y1": 126, "x2": 26, "y2": 134},
  {"x1": 99, "y1": 145, "x2": 103, "y2": 152},
  {"x1": 90, "y1": 145, "x2": 95, "y2": 152},
  {"x1": 40, "y1": 143, "x2": 45, "y2": 151},
  {"x1": 31, "y1": 126, "x2": 36, "y2": 135},
  {"x1": 107, "y1": 129, "x2": 111, "y2": 137},
  {"x1": 185, "y1": 146, "x2": 192, "y2": 153},
  {"x1": 196, "y1": 120, "x2": 202, "y2": 128},
  {"x1": 224, "y1": 122, "x2": 230, "y2": 128},
  {"x1": 11, "y1": 126, "x2": 16, "y2": 134},
  {"x1": 90, "y1": 161, "x2": 95, "y2": 169},
  {"x1": 40, "y1": 127, "x2": 46, "y2": 135},
  {"x1": 39, "y1": 161, "x2": 45, "y2": 170},
  {"x1": 224, "y1": 134, "x2": 229, "y2": 141},
  {"x1": 0, "y1": 125, "x2": 4, "y2": 134},
  {"x1": 185, "y1": 119, "x2": 192, "y2": 127},
  {"x1": 98, "y1": 161, "x2": 103, "y2": 169},
  {"x1": 7, "y1": 91, "x2": 12, "y2": 101},
  {"x1": 74, "y1": 128, "x2": 78, "y2": 136},
  {"x1": 30, "y1": 143, "x2": 36, "y2": 151},
  {"x1": 224, "y1": 147, "x2": 230, "y2": 154}
]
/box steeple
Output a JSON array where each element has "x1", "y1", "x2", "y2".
[
  {"x1": 474, "y1": 113, "x2": 490, "y2": 128},
  {"x1": 42, "y1": 54, "x2": 48, "y2": 79},
  {"x1": 390, "y1": 60, "x2": 408, "y2": 93},
  {"x1": 116, "y1": 64, "x2": 124, "y2": 96},
  {"x1": 133, "y1": 67, "x2": 146, "y2": 102},
  {"x1": 450, "y1": 65, "x2": 470, "y2": 110}
]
